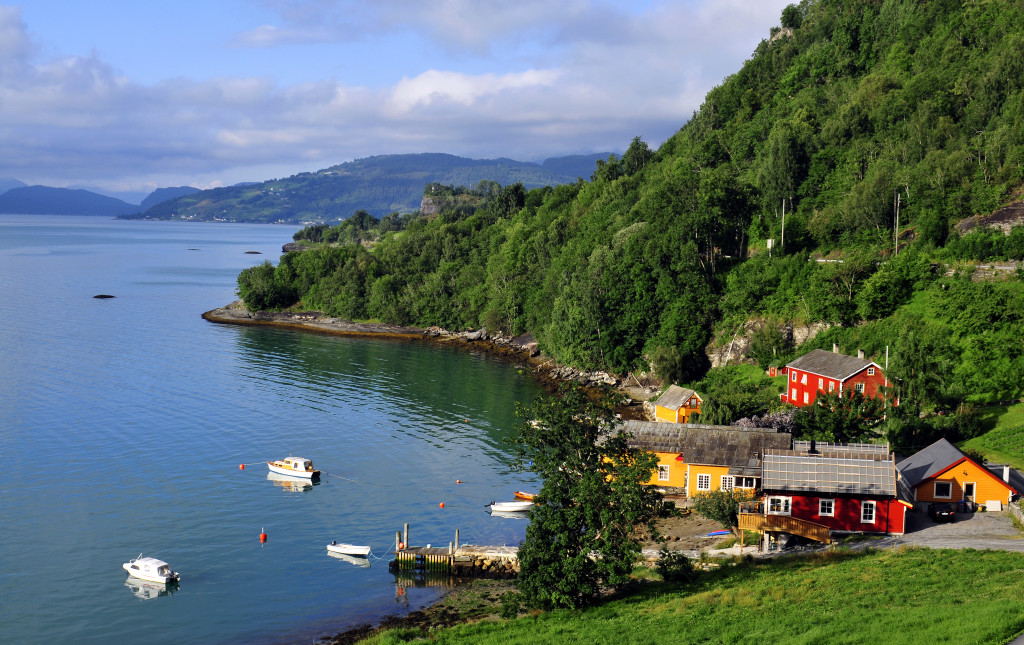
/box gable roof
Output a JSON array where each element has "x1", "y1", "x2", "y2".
[
  {"x1": 786, "y1": 349, "x2": 879, "y2": 381},
  {"x1": 895, "y1": 438, "x2": 968, "y2": 488},
  {"x1": 985, "y1": 463, "x2": 1024, "y2": 495},
  {"x1": 762, "y1": 448, "x2": 900, "y2": 498},
  {"x1": 653, "y1": 385, "x2": 700, "y2": 411},
  {"x1": 621, "y1": 419, "x2": 790, "y2": 476}
]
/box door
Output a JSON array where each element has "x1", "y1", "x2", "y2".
[{"x1": 963, "y1": 482, "x2": 975, "y2": 502}]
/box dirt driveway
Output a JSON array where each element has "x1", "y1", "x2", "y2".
[{"x1": 892, "y1": 509, "x2": 1024, "y2": 551}]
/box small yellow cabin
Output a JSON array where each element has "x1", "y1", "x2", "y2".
[
  {"x1": 621, "y1": 420, "x2": 791, "y2": 498},
  {"x1": 653, "y1": 385, "x2": 702, "y2": 424}
]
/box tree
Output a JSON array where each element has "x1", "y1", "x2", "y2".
[
  {"x1": 511, "y1": 384, "x2": 662, "y2": 610},
  {"x1": 792, "y1": 390, "x2": 884, "y2": 443},
  {"x1": 692, "y1": 489, "x2": 753, "y2": 531}
]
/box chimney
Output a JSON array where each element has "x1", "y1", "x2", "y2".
[
  {"x1": 858, "y1": 349, "x2": 865, "y2": 360},
  {"x1": 833, "y1": 343, "x2": 839, "y2": 354},
  {"x1": 1005, "y1": 465, "x2": 1011, "y2": 483}
]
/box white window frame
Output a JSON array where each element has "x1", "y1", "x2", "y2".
[
  {"x1": 735, "y1": 476, "x2": 757, "y2": 489},
  {"x1": 818, "y1": 377, "x2": 824, "y2": 389},
  {"x1": 658, "y1": 465, "x2": 670, "y2": 482},
  {"x1": 854, "y1": 382, "x2": 865, "y2": 393},
  {"x1": 721, "y1": 475, "x2": 734, "y2": 491},
  {"x1": 696, "y1": 474, "x2": 711, "y2": 491},
  {"x1": 791, "y1": 388, "x2": 797, "y2": 400},
  {"x1": 829, "y1": 382, "x2": 835, "y2": 392},
  {"x1": 791, "y1": 371, "x2": 797, "y2": 382},
  {"x1": 867, "y1": 367, "x2": 875, "y2": 376},
  {"x1": 861, "y1": 500, "x2": 876, "y2": 524},
  {"x1": 818, "y1": 499, "x2": 835, "y2": 517},
  {"x1": 803, "y1": 392, "x2": 809, "y2": 404},
  {"x1": 767, "y1": 496, "x2": 792, "y2": 516},
  {"x1": 933, "y1": 481, "x2": 952, "y2": 499},
  {"x1": 801, "y1": 374, "x2": 807, "y2": 385}
]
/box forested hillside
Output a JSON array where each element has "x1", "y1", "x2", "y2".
[{"x1": 236, "y1": 0, "x2": 1024, "y2": 451}]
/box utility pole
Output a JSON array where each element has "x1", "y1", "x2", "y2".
[
  {"x1": 894, "y1": 192, "x2": 901, "y2": 256},
  {"x1": 781, "y1": 198, "x2": 786, "y2": 252}
]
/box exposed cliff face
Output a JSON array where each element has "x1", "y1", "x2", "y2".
[{"x1": 706, "y1": 320, "x2": 831, "y2": 368}]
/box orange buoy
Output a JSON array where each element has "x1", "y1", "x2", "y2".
[
  {"x1": 456, "y1": 480, "x2": 462, "y2": 484},
  {"x1": 260, "y1": 528, "x2": 267, "y2": 543},
  {"x1": 398, "y1": 542, "x2": 405, "y2": 550},
  {"x1": 239, "y1": 464, "x2": 245, "y2": 470},
  {"x1": 439, "y1": 502, "x2": 445, "y2": 509}
]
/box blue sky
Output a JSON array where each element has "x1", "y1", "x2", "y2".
[{"x1": 2, "y1": 1, "x2": 792, "y2": 199}]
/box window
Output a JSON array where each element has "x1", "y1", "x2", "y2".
[
  {"x1": 818, "y1": 499, "x2": 835, "y2": 517},
  {"x1": 767, "y1": 496, "x2": 792, "y2": 515},
  {"x1": 658, "y1": 465, "x2": 670, "y2": 482},
  {"x1": 791, "y1": 388, "x2": 797, "y2": 400},
  {"x1": 854, "y1": 382, "x2": 864, "y2": 393},
  {"x1": 803, "y1": 392, "x2": 809, "y2": 404},
  {"x1": 735, "y1": 477, "x2": 757, "y2": 489},
  {"x1": 721, "y1": 476, "x2": 734, "y2": 491},
  {"x1": 867, "y1": 367, "x2": 875, "y2": 376},
  {"x1": 791, "y1": 371, "x2": 797, "y2": 382},
  {"x1": 818, "y1": 378, "x2": 824, "y2": 389},
  {"x1": 861, "y1": 501, "x2": 876, "y2": 523},
  {"x1": 801, "y1": 374, "x2": 807, "y2": 385},
  {"x1": 696, "y1": 474, "x2": 711, "y2": 491},
  {"x1": 829, "y1": 382, "x2": 835, "y2": 392},
  {"x1": 934, "y1": 481, "x2": 952, "y2": 499}
]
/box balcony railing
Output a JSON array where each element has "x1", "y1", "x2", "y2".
[{"x1": 737, "y1": 504, "x2": 832, "y2": 543}]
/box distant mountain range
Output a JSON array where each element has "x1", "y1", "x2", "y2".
[
  {"x1": 0, "y1": 153, "x2": 609, "y2": 222},
  {"x1": 119, "y1": 153, "x2": 611, "y2": 224}
]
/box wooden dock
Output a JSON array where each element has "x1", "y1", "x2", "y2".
[{"x1": 389, "y1": 523, "x2": 519, "y2": 576}]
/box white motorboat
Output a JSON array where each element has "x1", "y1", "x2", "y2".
[
  {"x1": 326, "y1": 541, "x2": 371, "y2": 557},
  {"x1": 267, "y1": 456, "x2": 320, "y2": 479},
  {"x1": 122, "y1": 555, "x2": 179, "y2": 584},
  {"x1": 489, "y1": 501, "x2": 533, "y2": 513}
]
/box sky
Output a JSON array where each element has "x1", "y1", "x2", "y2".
[{"x1": 1, "y1": 0, "x2": 793, "y2": 200}]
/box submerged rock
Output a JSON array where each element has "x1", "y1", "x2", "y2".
[{"x1": 93, "y1": 294, "x2": 115, "y2": 299}]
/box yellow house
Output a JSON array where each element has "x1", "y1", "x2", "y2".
[
  {"x1": 621, "y1": 420, "x2": 791, "y2": 498},
  {"x1": 653, "y1": 385, "x2": 702, "y2": 424},
  {"x1": 897, "y1": 438, "x2": 1022, "y2": 509}
]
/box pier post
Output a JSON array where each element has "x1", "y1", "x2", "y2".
[
  {"x1": 404, "y1": 523, "x2": 409, "y2": 549},
  {"x1": 455, "y1": 528, "x2": 460, "y2": 550},
  {"x1": 396, "y1": 531, "x2": 401, "y2": 551}
]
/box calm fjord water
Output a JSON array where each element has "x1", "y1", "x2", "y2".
[{"x1": 0, "y1": 215, "x2": 540, "y2": 644}]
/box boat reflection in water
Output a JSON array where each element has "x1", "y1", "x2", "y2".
[
  {"x1": 489, "y1": 510, "x2": 530, "y2": 520},
  {"x1": 124, "y1": 578, "x2": 179, "y2": 601},
  {"x1": 326, "y1": 551, "x2": 371, "y2": 568},
  {"x1": 266, "y1": 471, "x2": 320, "y2": 492}
]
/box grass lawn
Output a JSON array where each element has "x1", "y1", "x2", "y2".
[
  {"x1": 362, "y1": 548, "x2": 1024, "y2": 644},
  {"x1": 961, "y1": 402, "x2": 1024, "y2": 469}
]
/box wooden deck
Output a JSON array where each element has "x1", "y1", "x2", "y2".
[{"x1": 738, "y1": 502, "x2": 832, "y2": 543}]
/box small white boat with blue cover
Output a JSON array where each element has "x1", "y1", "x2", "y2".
[{"x1": 122, "y1": 555, "x2": 179, "y2": 584}]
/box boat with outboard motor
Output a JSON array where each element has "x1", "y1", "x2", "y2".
[{"x1": 267, "y1": 456, "x2": 320, "y2": 479}]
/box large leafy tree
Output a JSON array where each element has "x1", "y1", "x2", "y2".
[
  {"x1": 511, "y1": 384, "x2": 662, "y2": 610},
  {"x1": 793, "y1": 390, "x2": 884, "y2": 443}
]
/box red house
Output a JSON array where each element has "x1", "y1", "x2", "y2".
[
  {"x1": 782, "y1": 348, "x2": 887, "y2": 407},
  {"x1": 757, "y1": 442, "x2": 913, "y2": 537}
]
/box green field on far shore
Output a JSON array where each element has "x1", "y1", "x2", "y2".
[{"x1": 363, "y1": 548, "x2": 1024, "y2": 644}]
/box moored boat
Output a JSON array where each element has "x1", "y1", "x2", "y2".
[
  {"x1": 513, "y1": 491, "x2": 536, "y2": 501},
  {"x1": 267, "y1": 456, "x2": 320, "y2": 479},
  {"x1": 122, "y1": 555, "x2": 179, "y2": 584},
  {"x1": 326, "y1": 541, "x2": 371, "y2": 557},
  {"x1": 489, "y1": 500, "x2": 533, "y2": 513}
]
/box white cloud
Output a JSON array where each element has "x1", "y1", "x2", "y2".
[{"x1": 0, "y1": 1, "x2": 792, "y2": 193}]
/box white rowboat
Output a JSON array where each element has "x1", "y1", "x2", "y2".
[
  {"x1": 326, "y1": 542, "x2": 371, "y2": 557},
  {"x1": 489, "y1": 501, "x2": 533, "y2": 513}
]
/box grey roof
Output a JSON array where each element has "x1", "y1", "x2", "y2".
[
  {"x1": 621, "y1": 419, "x2": 791, "y2": 476},
  {"x1": 895, "y1": 438, "x2": 971, "y2": 488},
  {"x1": 653, "y1": 385, "x2": 699, "y2": 411},
  {"x1": 785, "y1": 349, "x2": 879, "y2": 381},
  {"x1": 762, "y1": 448, "x2": 898, "y2": 497},
  {"x1": 984, "y1": 464, "x2": 1024, "y2": 495},
  {"x1": 793, "y1": 440, "x2": 890, "y2": 460}
]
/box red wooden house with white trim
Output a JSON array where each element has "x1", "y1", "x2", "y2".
[
  {"x1": 782, "y1": 348, "x2": 888, "y2": 407},
  {"x1": 754, "y1": 441, "x2": 913, "y2": 537}
]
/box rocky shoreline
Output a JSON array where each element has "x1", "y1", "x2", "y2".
[{"x1": 202, "y1": 301, "x2": 656, "y2": 418}]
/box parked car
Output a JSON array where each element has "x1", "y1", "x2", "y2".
[{"x1": 928, "y1": 502, "x2": 957, "y2": 522}]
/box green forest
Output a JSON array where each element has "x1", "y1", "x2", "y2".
[{"x1": 236, "y1": 0, "x2": 1024, "y2": 453}]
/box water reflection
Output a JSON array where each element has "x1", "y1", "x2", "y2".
[
  {"x1": 326, "y1": 551, "x2": 371, "y2": 568},
  {"x1": 266, "y1": 471, "x2": 320, "y2": 492},
  {"x1": 124, "y1": 578, "x2": 180, "y2": 601}
]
